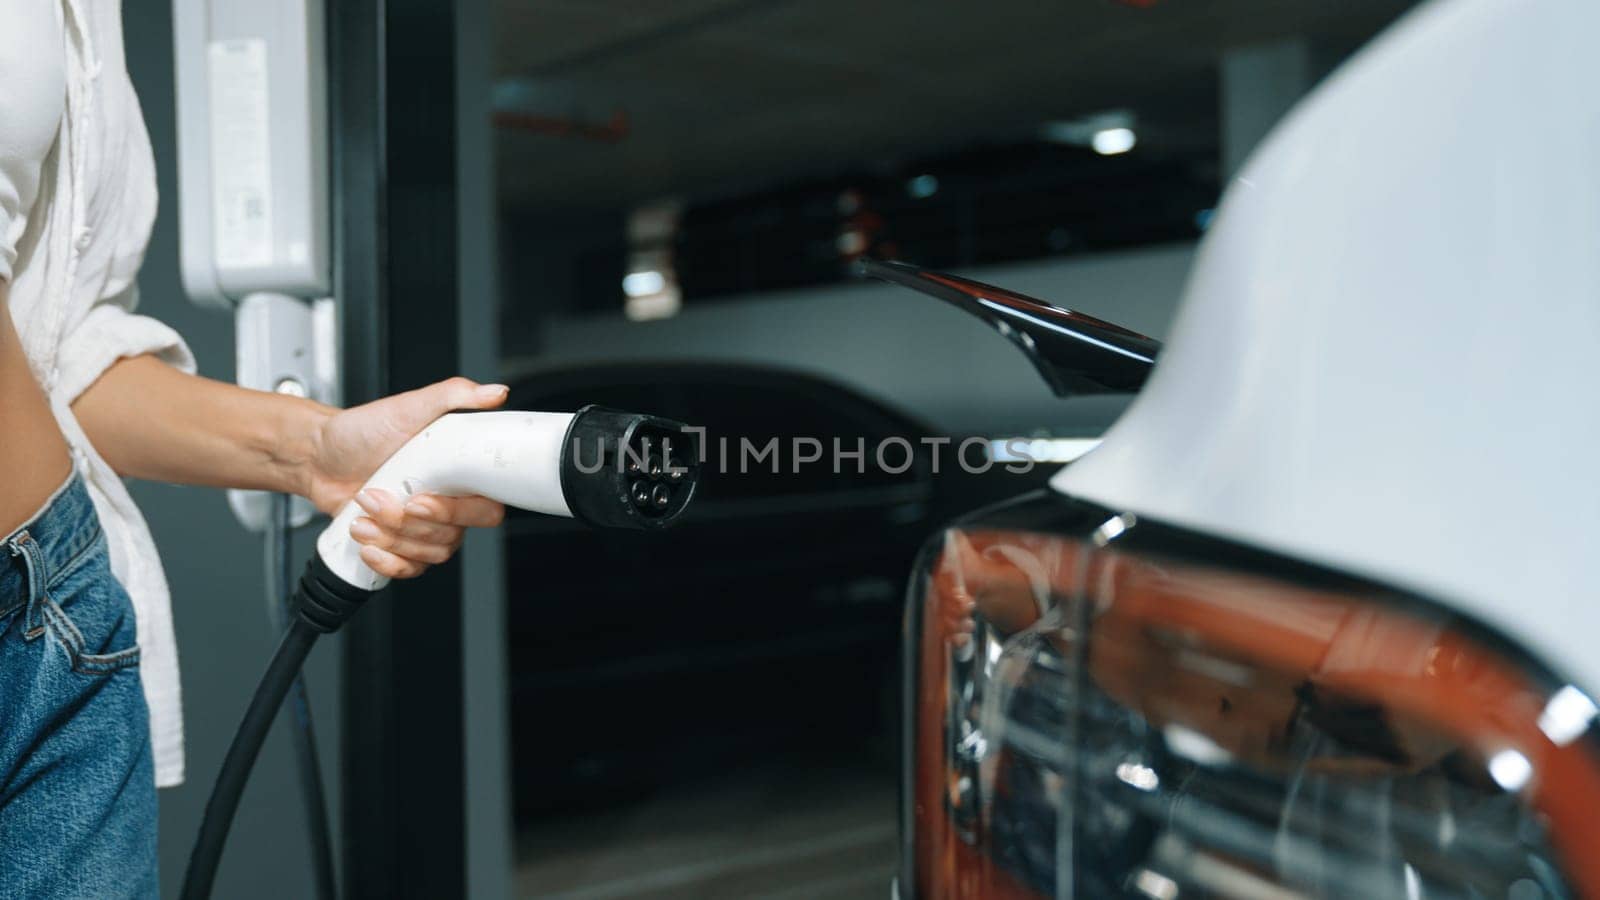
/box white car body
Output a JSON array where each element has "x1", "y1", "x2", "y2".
[{"x1": 1054, "y1": 0, "x2": 1600, "y2": 698}]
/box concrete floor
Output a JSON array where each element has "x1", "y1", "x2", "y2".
[{"x1": 515, "y1": 756, "x2": 895, "y2": 899}]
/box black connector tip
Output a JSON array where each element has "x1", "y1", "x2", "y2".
[{"x1": 560, "y1": 405, "x2": 700, "y2": 529}]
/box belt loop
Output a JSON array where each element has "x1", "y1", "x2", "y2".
[{"x1": 9, "y1": 533, "x2": 50, "y2": 640}]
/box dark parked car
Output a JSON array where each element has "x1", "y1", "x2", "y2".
[{"x1": 504, "y1": 363, "x2": 1050, "y2": 815}]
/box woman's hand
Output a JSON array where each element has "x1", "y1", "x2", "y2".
[
  {"x1": 301, "y1": 377, "x2": 510, "y2": 579},
  {"x1": 74, "y1": 357, "x2": 513, "y2": 581}
]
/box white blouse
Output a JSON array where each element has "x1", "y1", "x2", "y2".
[{"x1": 3, "y1": 0, "x2": 193, "y2": 787}]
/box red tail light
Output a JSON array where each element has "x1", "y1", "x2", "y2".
[{"x1": 906, "y1": 500, "x2": 1600, "y2": 898}]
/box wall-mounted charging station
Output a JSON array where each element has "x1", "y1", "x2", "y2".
[
  {"x1": 172, "y1": 0, "x2": 337, "y2": 530},
  {"x1": 169, "y1": 0, "x2": 500, "y2": 894},
  {"x1": 170, "y1": 4, "x2": 341, "y2": 898}
]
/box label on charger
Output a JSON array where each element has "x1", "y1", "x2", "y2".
[{"x1": 207, "y1": 39, "x2": 274, "y2": 269}]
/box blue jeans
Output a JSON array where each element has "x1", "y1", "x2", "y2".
[{"x1": 1, "y1": 472, "x2": 158, "y2": 898}]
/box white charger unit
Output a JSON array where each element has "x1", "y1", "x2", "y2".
[
  {"x1": 173, "y1": 0, "x2": 337, "y2": 530},
  {"x1": 174, "y1": 0, "x2": 328, "y2": 305},
  {"x1": 228, "y1": 293, "x2": 339, "y2": 529}
]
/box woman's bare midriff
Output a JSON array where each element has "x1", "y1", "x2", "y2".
[{"x1": 1, "y1": 284, "x2": 73, "y2": 538}]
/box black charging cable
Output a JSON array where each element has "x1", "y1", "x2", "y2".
[
  {"x1": 182, "y1": 531, "x2": 374, "y2": 899},
  {"x1": 265, "y1": 494, "x2": 338, "y2": 900}
]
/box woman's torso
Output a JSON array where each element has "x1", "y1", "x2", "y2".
[
  {"x1": 2, "y1": 0, "x2": 191, "y2": 788},
  {"x1": 1, "y1": 2, "x2": 73, "y2": 535},
  {"x1": 0, "y1": 290, "x2": 73, "y2": 536}
]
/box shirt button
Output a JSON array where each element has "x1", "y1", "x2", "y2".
[{"x1": 75, "y1": 229, "x2": 91, "y2": 251}]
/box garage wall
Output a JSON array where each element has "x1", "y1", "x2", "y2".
[
  {"x1": 510, "y1": 243, "x2": 1197, "y2": 435},
  {"x1": 123, "y1": 9, "x2": 342, "y2": 899}
]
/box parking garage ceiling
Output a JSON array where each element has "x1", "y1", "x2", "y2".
[{"x1": 491, "y1": 0, "x2": 1416, "y2": 212}]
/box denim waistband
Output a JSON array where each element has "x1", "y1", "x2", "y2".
[{"x1": 1, "y1": 470, "x2": 103, "y2": 605}]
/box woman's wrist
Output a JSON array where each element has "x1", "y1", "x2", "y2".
[{"x1": 271, "y1": 394, "x2": 337, "y2": 500}]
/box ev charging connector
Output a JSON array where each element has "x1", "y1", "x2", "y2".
[{"x1": 182, "y1": 407, "x2": 703, "y2": 899}]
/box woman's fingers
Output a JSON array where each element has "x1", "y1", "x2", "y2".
[
  {"x1": 353, "y1": 488, "x2": 406, "y2": 530},
  {"x1": 350, "y1": 517, "x2": 459, "y2": 565},
  {"x1": 378, "y1": 378, "x2": 509, "y2": 439},
  {"x1": 354, "y1": 489, "x2": 502, "y2": 533},
  {"x1": 403, "y1": 493, "x2": 505, "y2": 528},
  {"x1": 381, "y1": 510, "x2": 461, "y2": 544},
  {"x1": 348, "y1": 489, "x2": 502, "y2": 579},
  {"x1": 396, "y1": 516, "x2": 461, "y2": 544},
  {"x1": 352, "y1": 489, "x2": 504, "y2": 530},
  {"x1": 358, "y1": 545, "x2": 427, "y2": 580},
  {"x1": 411, "y1": 377, "x2": 508, "y2": 418}
]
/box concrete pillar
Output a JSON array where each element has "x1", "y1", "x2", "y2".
[{"x1": 456, "y1": 0, "x2": 515, "y2": 897}]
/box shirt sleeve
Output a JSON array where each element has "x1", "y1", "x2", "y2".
[{"x1": 54, "y1": 283, "x2": 197, "y2": 404}]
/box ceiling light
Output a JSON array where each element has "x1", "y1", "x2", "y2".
[
  {"x1": 1040, "y1": 109, "x2": 1137, "y2": 150},
  {"x1": 1092, "y1": 126, "x2": 1137, "y2": 155},
  {"x1": 622, "y1": 270, "x2": 666, "y2": 298},
  {"x1": 836, "y1": 229, "x2": 867, "y2": 256}
]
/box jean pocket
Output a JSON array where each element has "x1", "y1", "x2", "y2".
[
  {"x1": 41, "y1": 596, "x2": 142, "y2": 674},
  {"x1": 39, "y1": 547, "x2": 142, "y2": 676}
]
